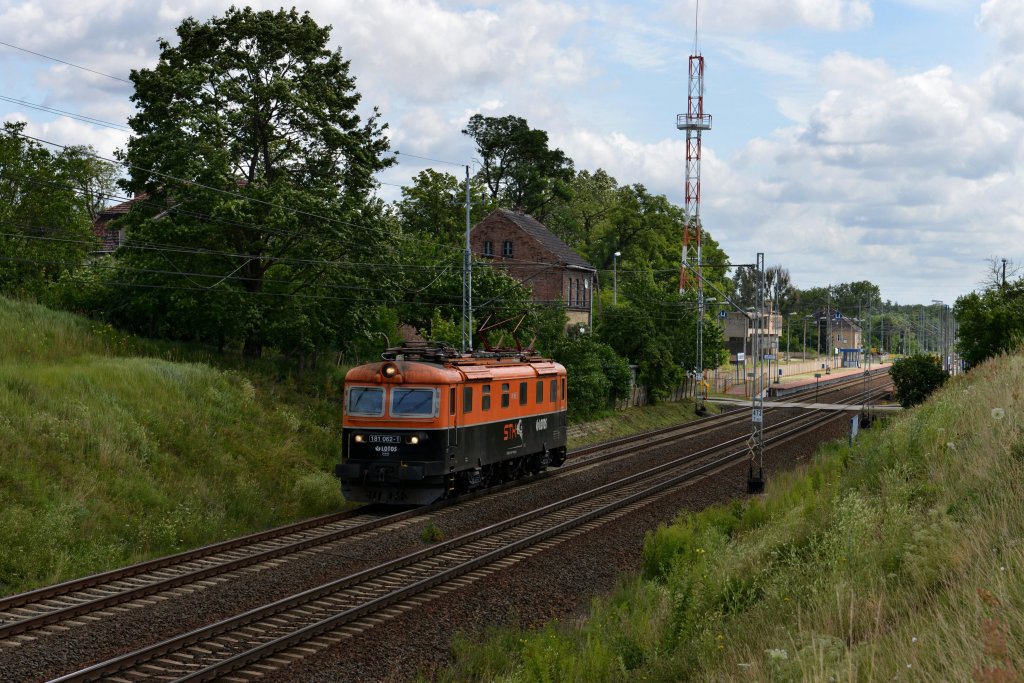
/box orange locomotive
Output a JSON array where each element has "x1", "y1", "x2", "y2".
[{"x1": 335, "y1": 342, "x2": 568, "y2": 505}]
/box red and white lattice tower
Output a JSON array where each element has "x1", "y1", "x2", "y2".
[
  {"x1": 677, "y1": 40, "x2": 711, "y2": 411},
  {"x1": 677, "y1": 54, "x2": 711, "y2": 295}
]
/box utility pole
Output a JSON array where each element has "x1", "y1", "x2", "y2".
[{"x1": 461, "y1": 165, "x2": 473, "y2": 354}]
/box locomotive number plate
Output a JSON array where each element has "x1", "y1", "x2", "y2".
[{"x1": 367, "y1": 434, "x2": 400, "y2": 443}]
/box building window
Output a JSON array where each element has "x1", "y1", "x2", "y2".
[
  {"x1": 483, "y1": 240, "x2": 493, "y2": 256},
  {"x1": 502, "y1": 240, "x2": 513, "y2": 257}
]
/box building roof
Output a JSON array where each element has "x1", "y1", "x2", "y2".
[{"x1": 487, "y1": 209, "x2": 595, "y2": 271}]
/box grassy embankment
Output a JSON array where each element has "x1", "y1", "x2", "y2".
[
  {"x1": 0, "y1": 298, "x2": 345, "y2": 596},
  {"x1": 0, "y1": 297, "x2": 714, "y2": 597},
  {"x1": 437, "y1": 353, "x2": 1024, "y2": 681}
]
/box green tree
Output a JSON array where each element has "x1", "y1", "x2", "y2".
[
  {"x1": 552, "y1": 336, "x2": 631, "y2": 419},
  {"x1": 0, "y1": 122, "x2": 99, "y2": 298},
  {"x1": 543, "y1": 168, "x2": 620, "y2": 250},
  {"x1": 117, "y1": 7, "x2": 395, "y2": 358},
  {"x1": 58, "y1": 145, "x2": 120, "y2": 222},
  {"x1": 954, "y1": 282, "x2": 1024, "y2": 367},
  {"x1": 395, "y1": 169, "x2": 492, "y2": 247},
  {"x1": 889, "y1": 354, "x2": 948, "y2": 408},
  {"x1": 462, "y1": 114, "x2": 574, "y2": 219}
]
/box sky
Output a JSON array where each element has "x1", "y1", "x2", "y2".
[{"x1": 1, "y1": 0, "x2": 1020, "y2": 306}]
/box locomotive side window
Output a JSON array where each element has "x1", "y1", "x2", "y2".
[
  {"x1": 390, "y1": 388, "x2": 438, "y2": 418},
  {"x1": 501, "y1": 383, "x2": 510, "y2": 408},
  {"x1": 535, "y1": 381, "x2": 543, "y2": 404},
  {"x1": 519, "y1": 382, "x2": 527, "y2": 406},
  {"x1": 347, "y1": 386, "x2": 385, "y2": 416},
  {"x1": 463, "y1": 386, "x2": 473, "y2": 413},
  {"x1": 561, "y1": 377, "x2": 566, "y2": 400},
  {"x1": 549, "y1": 379, "x2": 557, "y2": 402},
  {"x1": 482, "y1": 385, "x2": 491, "y2": 411},
  {"x1": 449, "y1": 388, "x2": 456, "y2": 415}
]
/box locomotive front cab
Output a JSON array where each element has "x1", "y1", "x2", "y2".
[{"x1": 337, "y1": 361, "x2": 457, "y2": 505}]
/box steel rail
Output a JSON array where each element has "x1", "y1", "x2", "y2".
[
  {"x1": 5, "y1": 368, "x2": 890, "y2": 644},
  {"x1": 51, "y1": 407, "x2": 847, "y2": 683}
]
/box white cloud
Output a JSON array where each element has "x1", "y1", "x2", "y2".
[
  {"x1": 977, "y1": 0, "x2": 1024, "y2": 53},
  {"x1": 663, "y1": 0, "x2": 874, "y2": 32},
  {"x1": 716, "y1": 37, "x2": 815, "y2": 77},
  {"x1": 320, "y1": 0, "x2": 591, "y2": 102}
]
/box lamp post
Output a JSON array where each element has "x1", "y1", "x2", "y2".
[
  {"x1": 817, "y1": 316, "x2": 823, "y2": 365},
  {"x1": 803, "y1": 315, "x2": 811, "y2": 364},
  {"x1": 786, "y1": 312, "x2": 795, "y2": 362},
  {"x1": 613, "y1": 251, "x2": 621, "y2": 305}
]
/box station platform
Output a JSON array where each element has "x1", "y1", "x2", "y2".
[{"x1": 768, "y1": 363, "x2": 892, "y2": 398}]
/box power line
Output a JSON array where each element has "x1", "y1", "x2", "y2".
[
  {"x1": 0, "y1": 95, "x2": 132, "y2": 132},
  {"x1": 394, "y1": 151, "x2": 465, "y2": 168},
  {"x1": 0, "y1": 40, "x2": 132, "y2": 84},
  {"x1": 0, "y1": 163, "x2": 580, "y2": 274}
]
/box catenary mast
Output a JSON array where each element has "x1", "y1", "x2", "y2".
[{"x1": 677, "y1": 2, "x2": 711, "y2": 412}]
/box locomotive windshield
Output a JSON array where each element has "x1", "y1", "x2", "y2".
[
  {"x1": 390, "y1": 388, "x2": 437, "y2": 417},
  {"x1": 347, "y1": 386, "x2": 385, "y2": 416}
]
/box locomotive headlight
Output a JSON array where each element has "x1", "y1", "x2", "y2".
[
  {"x1": 382, "y1": 363, "x2": 398, "y2": 378},
  {"x1": 354, "y1": 434, "x2": 364, "y2": 443},
  {"x1": 408, "y1": 435, "x2": 420, "y2": 445}
]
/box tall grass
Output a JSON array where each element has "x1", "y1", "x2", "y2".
[
  {"x1": 0, "y1": 298, "x2": 345, "y2": 595},
  {"x1": 437, "y1": 352, "x2": 1024, "y2": 682}
]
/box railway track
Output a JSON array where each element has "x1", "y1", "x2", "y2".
[
  {"x1": 51, "y1": 403, "x2": 858, "y2": 682},
  {"x1": 0, "y1": 368, "x2": 891, "y2": 652}
]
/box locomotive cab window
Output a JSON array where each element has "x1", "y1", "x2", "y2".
[
  {"x1": 347, "y1": 386, "x2": 385, "y2": 417},
  {"x1": 501, "y1": 383, "x2": 510, "y2": 408},
  {"x1": 463, "y1": 386, "x2": 473, "y2": 413},
  {"x1": 390, "y1": 388, "x2": 438, "y2": 418},
  {"x1": 519, "y1": 382, "x2": 528, "y2": 406},
  {"x1": 482, "y1": 385, "x2": 491, "y2": 411}
]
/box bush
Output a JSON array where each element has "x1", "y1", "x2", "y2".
[
  {"x1": 889, "y1": 354, "x2": 948, "y2": 407},
  {"x1": 552, "y1": 337, "x2": 631, "y2": 420}
]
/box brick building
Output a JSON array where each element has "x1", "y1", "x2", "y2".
[
  {"x1": 91, "y1": 193, "x2": 153, "y2": 254},
  {"x1": 470, "y1": 209, "x2": 596, "y2": 328}
]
